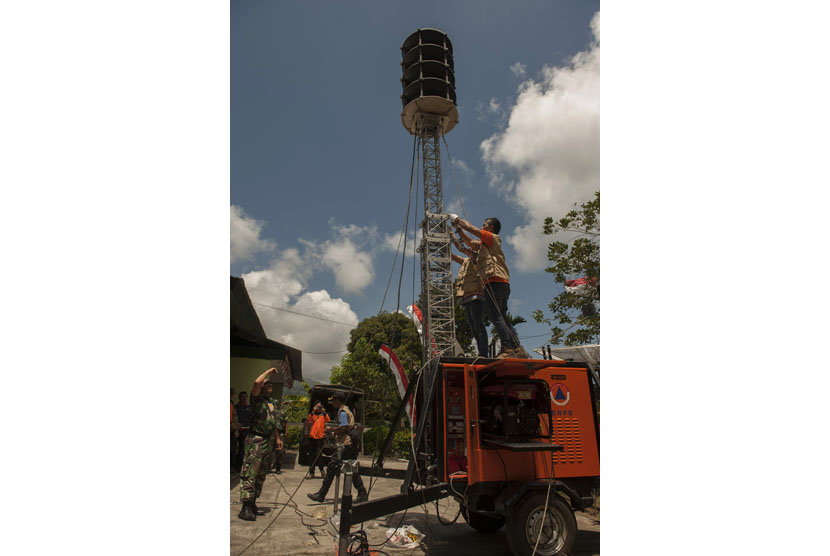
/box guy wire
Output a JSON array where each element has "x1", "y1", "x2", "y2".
[
  {"x1": 441, "y1": 132, "x2": 469, "y2": 222},
  {"x1": 379, "y1": 131, "x2": 418, "y2": 314}
]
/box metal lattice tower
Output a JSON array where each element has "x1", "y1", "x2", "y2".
[
  {"x1": 417, "y1": 115, "x2": 455, "y2": 362},
  {"x1": 397, "y1": 29, "x2": 460, "y2": 488},
  {"x1": 400, "y1": 28, "x2": 459, "y2": 364}
]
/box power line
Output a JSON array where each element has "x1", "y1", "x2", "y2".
[
  {"x1": 252, "y1": 302, "x2": 357, "y2": 327},
  {"x1": 519, "y1": 332, "x2": 556, "y2": 340}
]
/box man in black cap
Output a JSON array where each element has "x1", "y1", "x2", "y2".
[
  {"x1": 307, "y1": 391, "x2": 368, "y2": 504},
  {"x1": 238, "y1": 367, "x2": 284, "y2": 521}
]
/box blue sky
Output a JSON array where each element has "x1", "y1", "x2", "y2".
[{"x1": 231, "y1": 0, "x2": 600, "y2": 382}]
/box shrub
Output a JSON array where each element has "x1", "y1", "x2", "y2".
[
  {"x1": 281, "y1": 399, "x2": 310, "y2": 423},
  {"x1": 358, "y1": 424, "x2": 413, "y2": 459},
  {"x1": 284, "y1": 425, "x2": 302, "y2": 449},
  {"x1": 362, "y1": 424, "x2": 390, "y2": 455},
  {"x1": 393, "y1": 429, "x2": 413, "y2": 459}
]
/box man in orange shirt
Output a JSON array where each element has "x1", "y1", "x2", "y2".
[
  {"x1": 305, "y1": 402, "x2": 330, "y2": 479},
  {"x1": 453, "y1": 216, "x2": 530, "y2": 359}
]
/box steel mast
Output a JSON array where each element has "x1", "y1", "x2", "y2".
[{"x1": 399, "y1": 28, "x2": 459, "y2": 364}]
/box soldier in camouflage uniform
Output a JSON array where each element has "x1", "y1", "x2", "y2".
[
  {"x1": 272, "y1": 401, "x2": 287, "y2": 474},
  {"x1": 238, "y1": 367, "x2": 284, "y2": 521}
]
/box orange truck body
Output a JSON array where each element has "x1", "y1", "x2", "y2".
[{"x1": 438, "y1": 359, "x2": 599, "y2": 489}]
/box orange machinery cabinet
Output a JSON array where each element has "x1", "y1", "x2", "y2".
[{"x1": 439, "y1": 359, "x2": 599, "y2": 485}]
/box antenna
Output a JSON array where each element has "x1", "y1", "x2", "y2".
[{"x1": 400, "y1": 28, "x2": 459, "y2": 363}]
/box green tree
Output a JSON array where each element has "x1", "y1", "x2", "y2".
[
  {"x1": 280, "y1": 394, "x2": 310, "y2": 422},
  {"x1": 533, "y1": 191, "x2": 600, "y2": 346},
  {"x1": 329, "y1": 312, "x2": 423, "y2": 421},
  {"x1": 278, "y1": 381, "x2": 312, "y2": 422}
]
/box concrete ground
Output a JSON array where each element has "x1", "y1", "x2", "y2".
[{"x1": 230, "y1": 451, "x2": 599, "y2": 556}]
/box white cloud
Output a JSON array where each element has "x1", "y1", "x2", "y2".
[
  {"x1": 383, "y1": 228, "x2": 421, "y2": 260},
  {"x1": 481, "y1": 11, "x2": 600, "y2": 271},
  {"x1": 239, "y1": 248, "x2": 309, "y2": 307},
  {"x1": 510, "y1": 62, "x2": 526, "y2": 78},
  {"x1": 234, "y1": 217, "x2": 426, "y2": 382},
  {"x1": 241, "y1": 249, "x2": 359, "y2": 383},
  {"x1": 320, "y1": 239, "x2": 374, "y2": 294},
  {"x1": 230, "y1": 205, "x2": 275, "y2": 264},
  {"x1": 300, "y1": 222, "x2": 381, "y2": 294},
  {"x1": 475, "y1": 98, "x2": 504, "y2": 122},
  {"x1": 444, "y1": 200, "x2": 463, "y2": 217},
  {"x1": 452, "y1": 158, "x2": 472, "y2": 178}
]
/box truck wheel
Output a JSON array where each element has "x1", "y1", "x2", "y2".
[
  {"x1": 506, "y1": 493, "x2": 576, "y2": 556},
  {"x1": 461, "y1": 506, "x2": 506, "y2": 533}
]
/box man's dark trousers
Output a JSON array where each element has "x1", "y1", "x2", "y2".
[
  {"x1": 484, "y1": 282, "x2": 518, "y2": 350},
  {"x1": 320, "y1": 443, "x2": 365, "y2": 495}
]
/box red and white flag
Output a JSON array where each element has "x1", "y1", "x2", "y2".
[
  {"x1": 407, "y1": 304, "x2": 437, "y2": 355},
  {"x1": 379, "y1": 344, "x2": 415, "y2": 426},
  {"x1": 564, "y1": 277, "x2": 598, "y2": 297},
  {"x1": 407, "y1": 304, "x2": 424, "y2": 338}
]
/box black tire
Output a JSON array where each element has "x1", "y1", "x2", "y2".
[
  {"x1": 461, "y1": 505, "x2": 506, "y2": 533},
  {"x1": 506, "y1": 493, "x2": 576, "y2": 556}
]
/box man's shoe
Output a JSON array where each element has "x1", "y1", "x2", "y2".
[
  {"x1": 355, "y1": 489, "x2": 368, "y2": 503},
  {"x1": 305, "y1": 473, "x2": 314, "y2": 480},
  {"x1": 513, "y1": 345, "x2": 531, "y2": 359},
  {"x1": 251, "y1": 502, "x2": 266, "y2": 516},
  {"x1": 274, "y1": 469, "x2": 282, "y2": 474},
  {"x1": 496, "y1": 347, "x2": 516, "y2": 359},
  {"x1": 307, "y1": 491, "x2": 326, "y2": 503},
  {"x1": 238, "y1": 501, "x2": 256, "y2": 521}
]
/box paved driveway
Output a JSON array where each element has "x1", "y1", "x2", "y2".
[{"x1": 230, "y1": 453, "x2": 599, "y2": 555}]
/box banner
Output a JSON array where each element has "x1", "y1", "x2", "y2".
[
  {"x1": 407, "y1": 304, "x2": 437, "y2": 355},
  {"x1": 564, "y1": 277, "x2": 598, "y2": 297},
  {"x1": 379, "y1": 344, "x2": 415, "y2": 426},
  {"x1": 270, "y1": 358, "x2": 294, "y2": 389},
  {"x1": 406, "y1": 304, "x2": 424, "y2": 339}
]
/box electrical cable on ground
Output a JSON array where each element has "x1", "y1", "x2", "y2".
[
  {"x1": 434, "y1": 495, "x2": 462, "y2": 525},
  {"x1": 234, "y1": 440, "x2": 329, "y2": 556}
]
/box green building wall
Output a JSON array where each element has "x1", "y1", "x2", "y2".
[{"x1": 230, "y1": 357, "x2": 286, "y2": 402}]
